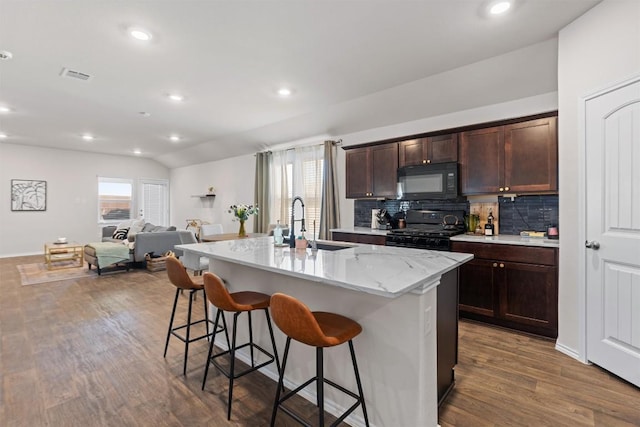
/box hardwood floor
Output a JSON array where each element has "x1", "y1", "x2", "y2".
[{"x1": 1, "y1": 255, "x2": 639, "y2": 426}]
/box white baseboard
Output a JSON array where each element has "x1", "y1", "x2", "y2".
[
  {"x1": 555, "y1": 342, "x2": 589, "y2": 364},
  {"x1": 0, "y1": 251, "x2": 41, "y2": 258}
]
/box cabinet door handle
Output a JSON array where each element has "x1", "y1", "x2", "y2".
[
  {"x1": 499, "y1": 187, "x2": 504, "y2": 192},
  {"x1": 499, "y1": 263, "x2": 505, "y2": 268},
  {"x1": 493, "y1": 262, "x2": 498, "y2": 267},
  {"x1": 422, "y1": 159, "x2": 427, "y2": 164},
  {"x1": 427, "y1": 159, "x2": 431, "y2": 164},
  {"x1": 505, "y1": 186, "x2": 510, "y2": 191}
]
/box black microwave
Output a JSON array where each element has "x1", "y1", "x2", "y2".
[{"x1": 397, "y1": 162, "x2": 458, "y2": 199}]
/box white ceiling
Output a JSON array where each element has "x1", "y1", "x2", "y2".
[{"x1": 0, "y1": 0, "x2": 599, "y2": 168}]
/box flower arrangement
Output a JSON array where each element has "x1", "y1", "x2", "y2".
[
  {"x1": 228, "y1": 204, "x2": 259, "y2": 221},
  {"x1": 229, "y1": 204, "x2": 258, "y2": 237}
]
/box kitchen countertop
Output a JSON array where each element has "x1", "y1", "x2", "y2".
[
  {"x1": 451, "y1": 233, "x2": 560, "y2": 248},
  {"x1": 330, "y1": 226, "x2": 389, "y2": 236},
  {"x1": 176, "y1": 236, "x2": 473, "y2": 298}
]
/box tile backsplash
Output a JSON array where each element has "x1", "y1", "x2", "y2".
[
  {"x1": 497, "y1": 195, "x2": 559, "y2": 235},
  {"x1": 353, "y1": 194, "x2": 559, "y2": 235},
  {"x1": 353, "y1": 199, "x2": 470, "y2": 228}
]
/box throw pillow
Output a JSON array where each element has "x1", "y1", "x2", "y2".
[
  {"x1": 116, "y1": 219, "x2": 134, "y2": 230},
  {"x1": 112, "y1": 227, "x2": 129, "y2": 240},
  {"x1": 129, "y1": 218, "x2": 145, "y2": 234}
]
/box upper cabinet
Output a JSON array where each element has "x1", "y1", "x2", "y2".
[
  {"x1": 504, "y1": 117, "x2": 558, "y2": 193},
  {"x1": 346, "y1": 142, "x2": 398, "y2": 198},
  {"x1": 459, "y1": 117, "x2": 558, "y2": 195},
  {"x1": 398, "y1": 133, "x2": 458, "y2": 167}
]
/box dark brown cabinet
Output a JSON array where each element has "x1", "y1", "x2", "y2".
[
  {"x1": 459, "y1": 117, "x2": 557, "y2": 195},
  {"x1": 451, "y1": 241, "x2": 558, "y2": 338},
  {"x1": 504, "y1": 118, "x2": 558, "y2": 193},
  {"x1": 345, "y1": 142, "x2": 398, "y2": 198},
  {"x1": 398, "y1": 133, "x2": 458, "y2": 167},
  {"x1": 459, "y1": 126, "x2": 503, "y2": 194},
  {"x1": 331, "y1": 232, "x2": 386, "y2": 245}
]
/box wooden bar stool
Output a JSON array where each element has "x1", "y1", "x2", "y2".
[
  {"x1": 269, "y1": 293, "x2": 370, "y2": 427},
  {"x1": 164, "y1": 256, "x2": 228, "y2": 375},
  {"x1": 201, "y1": 272, "x2": 281, "y2": 420}
]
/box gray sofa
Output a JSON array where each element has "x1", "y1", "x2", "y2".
[{"x1": 101, "y1": 224, "x2": 198, "y2": 263}]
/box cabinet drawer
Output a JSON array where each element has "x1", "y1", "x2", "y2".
[
  {"x1": 332, "y1": 232, "x2": 386, "y2": 245},
  {"x1": 451, "y1": 241, "x2": 557, "y2": 266}
]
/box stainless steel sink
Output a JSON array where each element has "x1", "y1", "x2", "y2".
[
  {"x1": 282, "y1": 238, "x2": 353, "y2": 251},
  {"x1": 312, "y1": 242, "x2": 352, "y2": 251}
]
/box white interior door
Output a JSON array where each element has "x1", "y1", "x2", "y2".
[
  {"x1": 585, "y1": 77, "x2": 640, "y2": 387},
  {"x1": 139, "y1": 179, "x2": 169, "y2": 226}
]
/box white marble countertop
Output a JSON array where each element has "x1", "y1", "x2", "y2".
[
  {"x1": 176, "y1": 237, "x2": 473, "y2": 298},
  {"x1": 451, "y1": 233, "x2": 560, "y2": 248},
  {"x1": 330, "y1": 227, "x2": 389, "y2": 236}
]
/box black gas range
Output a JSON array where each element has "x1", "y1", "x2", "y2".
[{"x1": 385, "y1": 209, "x2": 466, "y2": 251}]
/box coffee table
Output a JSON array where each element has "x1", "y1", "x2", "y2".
[{"x1": 44, "y1": 242, "x2": 84, "y2": 270}]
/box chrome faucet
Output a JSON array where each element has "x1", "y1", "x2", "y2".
[{"x1": 289, "y1": 196, "x2": 305, "y2": 248}]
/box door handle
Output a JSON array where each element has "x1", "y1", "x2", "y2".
[{"x1": 585, "y1": 240, "x2": 600, "y2": 250}]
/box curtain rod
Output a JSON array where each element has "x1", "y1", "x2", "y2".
[{"x1": 256, "y1": 139, "x2": 342, "y2": 155}]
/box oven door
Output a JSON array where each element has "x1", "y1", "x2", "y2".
[{"x1": 386, "y1": 234, "x2": 451, "y2": 251}]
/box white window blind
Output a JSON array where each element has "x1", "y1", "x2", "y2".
[
  {"x1": 140, "y1": 179, "x2": 169, "y2": 226},
  {"x1": 270, "y1": 145, "x2": 324, "y2": 239}
]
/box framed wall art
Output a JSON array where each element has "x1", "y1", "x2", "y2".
[{"x1": 11, "y1": 179, "x2": 47, "y2": 211}]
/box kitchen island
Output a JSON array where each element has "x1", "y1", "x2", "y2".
[{"x1": 177, "y1": 237, "x2": 472, "y2": 427}]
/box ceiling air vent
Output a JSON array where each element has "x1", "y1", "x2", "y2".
[{"x1": 60, "y1": 67, "x2": 92, "y2": 81}]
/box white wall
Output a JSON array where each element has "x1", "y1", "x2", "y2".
[
  {"x1": 170, "y1": 154, "x2": 256, "y2": 235},
  {"x1": 557, "y1": 0, "x2": 640, "y2": 356},
  {"x1": 0, "y1": 143, "x2": 169, "y2": 257}
]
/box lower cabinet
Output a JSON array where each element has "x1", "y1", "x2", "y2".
[
  {"x1": 331, "y1": 231, "x2": 386, "y2": 246},
  {"x1": 451, "y1": 241, "x2": 558, "y2": 338}
]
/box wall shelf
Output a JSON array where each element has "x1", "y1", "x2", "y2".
[{"x1": 191, "y1": 194, "x2": 216, "y2": 199}]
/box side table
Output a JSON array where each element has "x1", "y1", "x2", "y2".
[{"x1": 44, "y1": 242, "x2": 84, "y2": 270}]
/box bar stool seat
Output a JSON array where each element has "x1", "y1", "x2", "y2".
[
  {"x1": 164, "y1": 256, "x2": 227, "y2": 375},
  {"x1": 201, "y1": 272, "x2": 281, "y2": 420},
  {"x1": 270, "y1": 292, "x2": 370, "y2": 427}
]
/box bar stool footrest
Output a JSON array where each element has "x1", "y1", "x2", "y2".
[
  {"x1": 275, "y1": 376, "x2": 364, "y2": 427},
  {"x1": 170, "y1": 319, "x2": 223, "y2": 344},
  {"x1": 209, "y1": 342, "x2": 275, "y2": 380}
]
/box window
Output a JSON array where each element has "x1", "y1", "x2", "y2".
[
  {"x1": 270, "y1": 145, "x2": 324, "y2": 239},
  {"x1": 98, "y1": 177, "x2": 133, "y2": 222}
]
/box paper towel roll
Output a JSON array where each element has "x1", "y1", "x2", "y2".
[{"x1": 371, "y1": 209, "x2": 380, "y2": 229}]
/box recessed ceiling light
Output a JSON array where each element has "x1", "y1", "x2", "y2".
[
  {"x1": 129, "y1": 27, "x2": 152, "y2": 41},
  {"x1": 167, "y1": 93, "x2": 185, "y2": 102},
  {"x1": 133, "y1": 149, "x2": 142, "y2": 155},
  {"x1": 0, "y1": 50, "x2": 12, "y2": 60},
  {"x1": 489, "y1": 1, "x2": 511, "y2": 15},
  {"x1": 0, "y1": 133, "x2": 7, "y2": 139},
  {"x1": 0, "y1": 106, "x2": 11, "y2": 113},
  {"x1": 170, "y1": 135, "x2": 181, "y2": 142},
  {"x1": 82, "y1": 134, "x2": 95, "y2": 141},
  {"x1": 277, "y1": 87, "x2": 293, "y2": 97},
  {"x1": 139, "y1": 111, "x2": 151, "y2": 117}
]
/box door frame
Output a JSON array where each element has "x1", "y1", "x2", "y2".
[{"x1": 577, "y1": 72, "x2": 640, "y2": 364}]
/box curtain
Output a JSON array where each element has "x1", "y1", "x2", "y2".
[
  {"x1": 253, "y1": 152, "x2": 271, "y2": 233},
  {"x1": 269, "y1": 144, "x2": 324, "y2": 239},
  {"x1": 319, "y1": 140, "x2": 340, "y2": 239}
]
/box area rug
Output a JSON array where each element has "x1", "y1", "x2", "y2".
[{"x1": 17, "y1": 262, "x2": 94, "y2": 286}]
